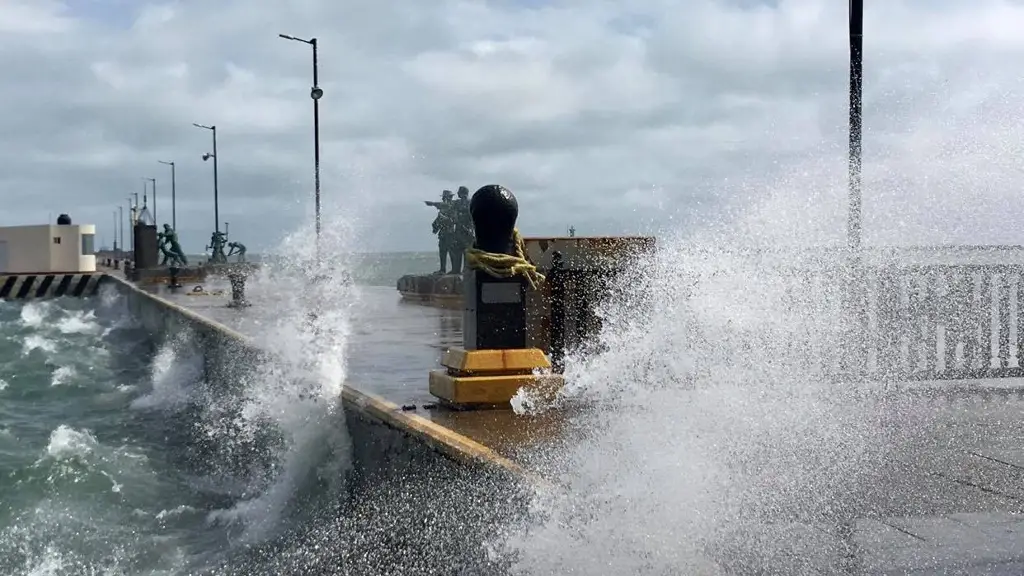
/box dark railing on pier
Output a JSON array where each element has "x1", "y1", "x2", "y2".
[
  {"x1": 865, "y1": 264, "x2": 1024, "y2": 381},
  {"x1": 543, "y1": 245, "x2": 1024, "y2": 383}
]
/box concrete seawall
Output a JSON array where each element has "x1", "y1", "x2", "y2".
[
  {"x1": 0, "y1": 273, "x2": 105, "y2": 299},
  {"x1": 102, "y1": 274, "x2": 535, "y2": 571}
]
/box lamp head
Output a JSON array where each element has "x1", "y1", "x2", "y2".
[{"x1": 311, "y1": 86, "x2": 323, "y2": 100}]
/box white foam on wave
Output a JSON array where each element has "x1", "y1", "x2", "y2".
[
  {"x1": 19, "y1": 301, "x2": 50, "y2": 328},
  {"x1": 50, "y1": 366, "x2": 76, "y2": 387},
  {"x1": 21, "y1": 335, "x2": 56, "y2": 356},
  {"x1": 55, "y1": 310, "x2": 100, "y2": 335},
  {"x1": 43, "y1": 425, "x2": 97, "y2": 461},
  {"x1": 131, "y1": 333, "x2": 203, "y2": 410}
]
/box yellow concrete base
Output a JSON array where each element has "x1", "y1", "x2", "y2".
[{"x1": 429, "y1": 347, "x2": 564, "y2": 409}]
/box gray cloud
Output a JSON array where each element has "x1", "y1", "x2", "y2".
[{"x1": 3, "y1": 0, "x2": 1024, "y2": 252}]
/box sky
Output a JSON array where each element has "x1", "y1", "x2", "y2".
[{"x1": 2, "y1": 0, "x2": 1024, "y2": 253}]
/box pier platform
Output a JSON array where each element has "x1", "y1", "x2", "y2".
[{"x1": 141, "y1": 276, "x2": 1024, "y2": 573}]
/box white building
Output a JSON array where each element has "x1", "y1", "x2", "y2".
[{"x1": 0, "y1": 220, "x2": 97, "y2": 274}]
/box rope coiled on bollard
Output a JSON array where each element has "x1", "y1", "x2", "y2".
[{"x1": 465, "y1": 228, "x2": 545, "y2": 290}]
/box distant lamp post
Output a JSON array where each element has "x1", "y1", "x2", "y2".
[
  {"x1": 126, "y1": 197, "x2": 134, "y2": 254},
  {"x1": 145, "y1": 177, "x2": 157, "y2": 223},
  {"x1": 193, "y1": 123, "x2": 220, "y2": 235},
  {"x1": 279, "y1": 33, "x2": 323, "y2": 261},
  {"x1": 118, "y1": 205, "x2": 124, "y2": 255},
  {"x1": 158, "y1": 160, "x2": 176, "y2": 230}
]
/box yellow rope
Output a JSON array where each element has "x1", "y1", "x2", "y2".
[{"x1": 465, "y1": 228, "x2": 545, "y2": 290}]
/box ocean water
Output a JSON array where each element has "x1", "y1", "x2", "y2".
[
  {"x1": 0, "y1": 295, "x2": 217, "y2": 574},
  {"x1": 0, "y1": 262, "x2": 516, "y2": 575}
]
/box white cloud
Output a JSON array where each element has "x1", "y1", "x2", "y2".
[{"x1": 2, "y1": 0, "x2": 1024, "y2": 252}]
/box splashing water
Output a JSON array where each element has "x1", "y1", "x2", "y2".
[
  {"x1": 504, "y1": 169, "x2": 947, "y2": 574},
  {"x1": 201, "y1": 214, "x2": 357, "y2": 543}
]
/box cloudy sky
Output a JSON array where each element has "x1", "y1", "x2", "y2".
[{"x1": 2, "y1": 0, "x2": 1024, "y2": 253}]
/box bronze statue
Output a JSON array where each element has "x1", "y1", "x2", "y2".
[
  {"x1": 449, "y1": 186, "x2": 474, "y2": 272},
  {"x1": 207, "y1": 231, "x2": 228, "y2": 264},
  {"x1": 227, "y1": 241, "x2": 247, "y2": 263},
  {"x1": 425, "y1": 190, "x2": 456, "y2": 274},
  {"x1": 157, "y1": 224, "x2": 188, "y2": 267}
]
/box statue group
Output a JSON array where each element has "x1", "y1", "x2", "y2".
[
  {"x1": 157, "y1": 224, "x2": 188, "y2": 267},
  {"x1": 206, "y1": 231, "x2": 247, "y2": 264},
  {"x1": 156, "y1": 226, "x2": 247, "y2": 267},
  {"x1": 425, "y1": 186, "x2": 474, "y2": 274}
]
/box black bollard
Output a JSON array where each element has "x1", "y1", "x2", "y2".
[
  {"x1": 167, "y1": 266, "x2": 182, "y2": 289},
  {"x1": 463, "y1": 184, "x2": 527, "y2": 350},
  {"x1": 227, "y1": 271, "x2": 251, "y2": 308}
]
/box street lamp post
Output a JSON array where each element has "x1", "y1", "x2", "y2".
[
  {"x1": 118, "y1": 205, "x2": 124, "y2": 255},
  {"x1": 193, "y1": 123, "x2": 220, "y2": 235},
  {"x1": 845, "y1": 0, "x2": 866, "y2": 380},
  {"x1": 112, "y1": 211, "x2": 118, "y2": 252},
  {"x1": 158, "y1": 160, "x2": 176, "y2": 230},
  {"x1": 225, "y1": 221, "x2": 230, "y2": 239},
  {"x1": 145, "y1": 177, "x2": 157, "y2": 223},
  {"x1": 849, "y1": 0, "x2": 863, "y2": 253},
  {"x1": 279, "y1": 33, "x2": 323, "y2": 261},
  {"x1": 118, "y1": 203, "x2": 124, "y2": 253},
  {"x1": 126, "y1": 197, "x2": 134, "y2": 254}
]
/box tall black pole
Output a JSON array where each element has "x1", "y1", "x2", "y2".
[
  {"x1": 159, "y1": 160, "x2": 176, "y2": 229},
  {"x1": 312, "y1": 38, "x2": 321, "y2": 263},
  {"x1": 845, "y1": 0, "x2": 867, "y2": 380},
  {"x1": 212, "y1": 126, "x2": 220, "y2": 235},
  {"x1": 147, "y1": 177, "x2": 157, "y2": 223},
  {"x1": 113, "y1": 211, "x2": 118, "y2": 252},
  {"x1": 279, "y1": 33, "x2": 324, "y2": 265},
  {"x1": 848, "y1": 0, "x2": 863, "y2": 253},
  {"x1": 126, "y1": 197, "x2": 134, "y2": 255},
  {"x1": 194, "y1": 123, "x2": 220, "y2": 235},
  {"x1": 119, "y1": 205, "x2": 124, "y2": 255}
]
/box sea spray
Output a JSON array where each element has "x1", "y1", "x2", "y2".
[
  {"x1": 131, "y1": 328, "x2": 204, "y2": 410},
  {"x1": 504, "y1": 170, "x2": 945, "y2": 574},
  {"x1": 202, "y1": 215, "x2": 356, "y2": 543}
]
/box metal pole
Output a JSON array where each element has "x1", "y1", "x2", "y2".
[
  {"x1": 150, "y1": 178, "x2": 157, "y2": 223},
  {"x1": 119, "y1": 205, "x2": 124, "y2": 255},
  {"x1": 312, "y1": 38, "x2": 321, "y2": 262},
  {"x1": 159, "y1": 161, "x2": 176, "y2": 230},
  {"x1": 845, "y1": 0, "x2": 867, "y2": 378},
  {"x1": 279, "y1": 33, "x2": 324, "y2": 264},
  {"x1": 126, "y1": 198, "x2": 134, "y2": 255},
  {"x1": 213, "y1": 126, "x2": 220, "y2": 235},
  {"x1": 113, "y1": 211, "x2": 118, "y2": 251},
  {"x1": 848, "y1": 0, "x2": 863, "y2": 252},
  {"x1": 193, "y1": 123, "x2": 220, "y2": 234}
]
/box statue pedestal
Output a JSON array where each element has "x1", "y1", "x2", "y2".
[
  {"x1": 226, "y1": 271, "x2": 251, "y2": 308},
  {"x1": 462, "y1": 270, "x2": 526, "y2": 350},
  {"x1": 396, "y1": 273, "x2": 463, "y2": 309},
  {"x1": 427, "y1": 184, "x2": 563, "y2": 409},
  {"x1": 428, "y1": 348, "x2": 561, "y2": 409}
]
